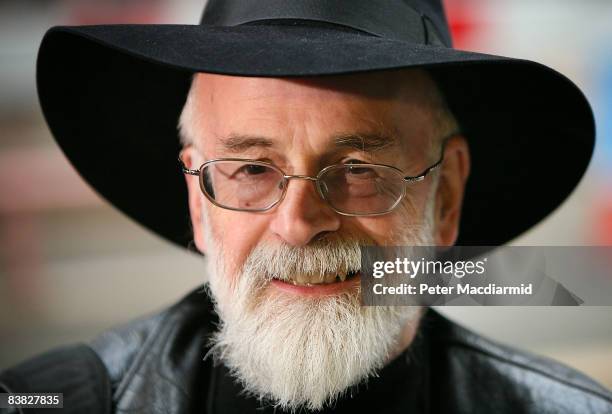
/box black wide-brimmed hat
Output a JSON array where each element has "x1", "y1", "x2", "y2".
[{"x1": 37, "y1": 0, "x2": 595, "y2": 249}]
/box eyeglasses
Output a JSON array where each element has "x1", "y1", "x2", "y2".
[{"x1": 179, "y1": 142, "x2": 447, "y2": 217}]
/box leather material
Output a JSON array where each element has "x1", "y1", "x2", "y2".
[
  {"x1": 85, "y1": 287, "x2": 611, "y2": 413},
  {"x1": 89, "y1": 288, "x2": 216, "y2": 413},
  {"x1": 0, "y1": 344, "x2": 111, "y2": 414}
]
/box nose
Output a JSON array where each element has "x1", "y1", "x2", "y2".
[{"x1": 269, "y1": 177, "x2": 341, "y2": 246}]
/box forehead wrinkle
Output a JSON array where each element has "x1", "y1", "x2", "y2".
[{"x1": 191, "y1": 71, "x2": 442, "y2": 160}]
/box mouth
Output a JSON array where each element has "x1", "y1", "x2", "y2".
[
  {"x1": 273, "y1": 270, "x2": 359, "y2": 286},
  {"x1": 270, "y1": 270, "x2": 361, "y2": 296}
]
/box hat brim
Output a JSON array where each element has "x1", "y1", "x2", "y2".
[{"x1": 37, "y1": 24, "x2": 595, "y2": 250}]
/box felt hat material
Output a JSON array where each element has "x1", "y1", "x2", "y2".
[{"x1": 36, "y1": 0, "x2": 595, "y2": 249}]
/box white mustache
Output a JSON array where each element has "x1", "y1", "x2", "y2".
[{"x1": 240, "y1": 236, "x2": 363, "y2": 283}]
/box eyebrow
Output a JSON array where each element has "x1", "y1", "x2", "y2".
[
  {"x1": 332, "y1": 133, "x2": 396, "y2": 153},
  {"x1": 219, "y1": 134, "x2": 275, "y2": 153},
  {"x1": 218, "y1": 132, "x2": 396, "y2": 154}
]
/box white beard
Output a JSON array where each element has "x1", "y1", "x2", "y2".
[{"x1": 203, "y1": 208, "x2": 434, "y2": 411}]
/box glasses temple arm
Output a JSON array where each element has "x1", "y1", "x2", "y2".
[
  {"x1": 403, "y1": 157, "x2": 443, "y2": 182},
  {"x1": 178, "y1": 157, "x2": 200, "y2": 176},
  {"x1": 402, "y1": 133, "x2": 456, "y2": 182}
]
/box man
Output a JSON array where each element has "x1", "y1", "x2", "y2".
[
  {"x1": 1, "y1": 0, "x2": 610, "y2": 413},
  {"x1": 179, "y1": 69, "x2": 464, "y2": 411}
]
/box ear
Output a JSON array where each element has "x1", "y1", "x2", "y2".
[
  {"x1": 181, "y1": 146, "x2": 208, "y2": 254},
  {"x1": 433, "y1": 135, "x2": 470, "y2": 246}
]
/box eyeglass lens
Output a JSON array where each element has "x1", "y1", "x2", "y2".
[
  {"x1": 202, "y1": 161, "x2": 285, "y2": 210},
  {"x1": 319, "y1": 164, "x2": 406, "y2": 215},
  {"x1": 200, "y1": 161, "x2": 407, "y2": 215}
]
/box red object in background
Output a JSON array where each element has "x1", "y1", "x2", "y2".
[
  {"x1": 443, "y1": 0, "x2": 486, "y2": 49},
  {"x1": 594, "y1": 197, "x2": 612, "y2": 245},
  {"x1": 69, "y1": 0, "x2": 163, "y2": 25}
]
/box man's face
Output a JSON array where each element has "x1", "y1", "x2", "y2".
[
  {"x1": 180, "y1": 69, "x2": 469, "y2": 410},
  {"x1": 184, "y1": 70, "x2": 458, "y2": 282}
]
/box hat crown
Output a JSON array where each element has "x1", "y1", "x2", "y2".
[{"x1": 200, "y1": 0, "x2": 452, "y2": 47}]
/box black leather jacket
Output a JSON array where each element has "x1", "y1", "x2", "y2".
[{"x1": 2, "y1": 287, "x2": 611, "y2": 413}]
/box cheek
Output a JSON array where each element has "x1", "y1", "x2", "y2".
[
  {"x1": 350, "y1": 215, "x2": 412, "y2": 245},
  {"x1": 207, "y1": 209, "x2": 271, "y2": 279},
  {"x1": 350, "y1": 185, "x2": 431, "y2": 244}
]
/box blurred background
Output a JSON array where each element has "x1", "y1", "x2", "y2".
[{"x1": 0, "y1": 0, "x2": 611, "y2": 387}]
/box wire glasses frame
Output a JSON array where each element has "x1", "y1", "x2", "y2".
[{"x1": 179, "y1": 139, "x2": 448, "y2": 217}]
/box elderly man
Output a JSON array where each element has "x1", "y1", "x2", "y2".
[
  {"x1": 178, "y1": 69, "x2": 465, "y2": 410},
  {"x1": 1, "y1": 0, "x2": 611, "y2": 413}
]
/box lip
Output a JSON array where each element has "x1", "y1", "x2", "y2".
[{"x1": 270, "y1": 272, "x2": 361, "y2": 296}]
